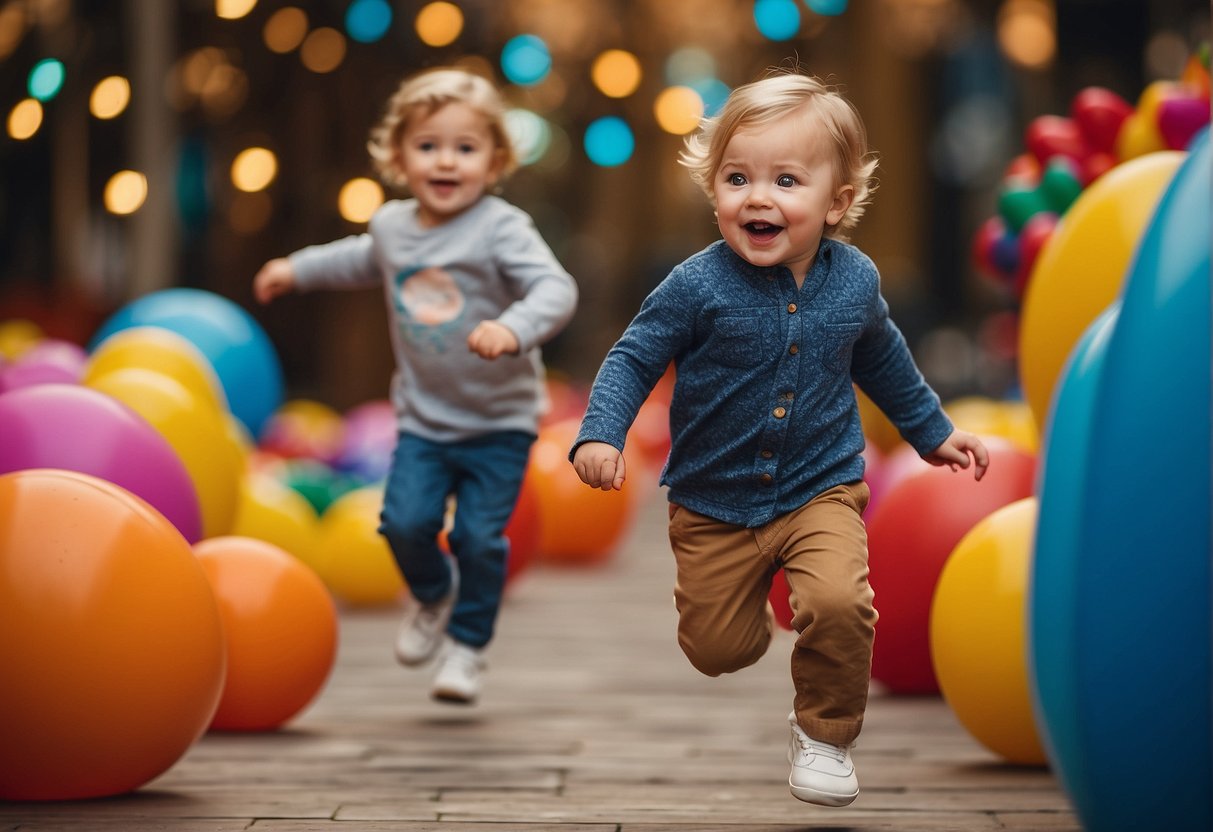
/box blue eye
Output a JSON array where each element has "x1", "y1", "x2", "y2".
[
  {"x1": 777, "y1": 174, "x2": 796, "y2": 187},
  {"x1": 728, "y1": 173, "x2": 746, "y2": 186}
]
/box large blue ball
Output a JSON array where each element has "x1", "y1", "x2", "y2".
[{"x1": 90, "y1": 288, "x2": 284, "y2": 440}]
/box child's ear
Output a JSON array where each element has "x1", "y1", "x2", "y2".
[
  {"x1": 486, "y1": 148, "x2": 508, "y2": 188},
  {"x1": 826, "y1": 184, "x2": 854, "y2": 227}
]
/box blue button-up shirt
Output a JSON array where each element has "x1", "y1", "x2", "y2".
[{"x1": 573, "y1": 238, "x2": 953, "y2": 528}]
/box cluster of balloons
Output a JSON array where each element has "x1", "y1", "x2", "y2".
[
  {"x1": 973, "y1": 49, "x2": 1210, "y2": 300},
  {"x1": 0, "y1": 288, "x2": 342, "y2": 801}
]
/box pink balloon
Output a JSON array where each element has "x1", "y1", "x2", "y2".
[
  {"x1": 0, "y1": 339, "x2": 87, "y2": 393},
  {"x1": 0, "y1": 384, "x2": 202, "y2": 542},
  {"x1": 1158, "y1": 95, "x2": 1210, "y2": 150}
]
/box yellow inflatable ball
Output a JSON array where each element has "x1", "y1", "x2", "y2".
[
  {"x1": 230, "y1": 470, "x2": 322, "y2": 571},
  {"x1": 260, "y1": 398, "x2": 346, "y2": 464},
  {"x1": 86, "y1": 367, "x2": 244, "y2": 538},
  {"x1": 84, "y1": 327, "x2": 228, "y2": 416},
  {"x1": 929, "y1": 497, "x2": 1046, "y2": 765},
  {"x1": 0, "y1": 319, "x2": 43, "y2": 361},
  {"x1": 855, "y1": 386, "x2": 902, "y2": 454},
  {"x1": 1017, "y1": 150, "x2": 1184, "y2": 435},
  {"x1": 943, "y1": 396, "x2": 1039, "y2": 454},
  {"x1": 315, "y1": 485, "x2": 406, "y2": 607}
]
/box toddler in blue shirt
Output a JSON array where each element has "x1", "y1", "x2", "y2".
[{"x1": 571, "y1": 69, "x2": 987, "y2": 807}]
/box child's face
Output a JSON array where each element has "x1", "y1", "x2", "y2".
[
  {"x1": 712, "y1": 107, "x2": 853, "y2": 281},
  {"x1": 398, "y1": 101, "x2": 504, "y2": 227}
]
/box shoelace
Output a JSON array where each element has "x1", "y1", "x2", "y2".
[{"x1": 793, "y1": 729, "x2": 847, "y2": 764}]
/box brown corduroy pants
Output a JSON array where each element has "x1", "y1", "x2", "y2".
[{"x1": 667, "y1": 481, "x2": 876, "y2": 746}]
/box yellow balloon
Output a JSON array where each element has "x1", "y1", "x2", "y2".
[
  {"x1": 230, "y1": 470, "x2": 321, "y2": 570},
  {"x1": 261, "y1": 398, "x2": 346, "y2": 461},
  {"x1": 855, "y1": 386, "x2": 901, "y2": 453},
  {"x1": 0, "y1": 319, "x2": 43, "y2": 361},
  {"x1": 315, "y1": 486, "x2": 406, "y2": 607},
  {"x1": 930, "y1": 497, "x2": 1046, "y2": 765},
  {"x1": 86, "y1": 367, "x2": 243, "y2": 538},
  {"x1": 1017, "y1": 150, "x2": 1184, "y2": 434},
  {"x1": 944, "y1": 396, "x2": 1039, "y2": 454},
  {"x1": 84, "y1": 327, "x2": 228, "y2": 416}
]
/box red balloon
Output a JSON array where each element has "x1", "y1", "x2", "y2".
[
  {"x1": 1014, "y1": 211, "x2": 1060, "y2": 299},
  {"x1": 866, "y1": 438, "x2": 1037, "y2": 694},
  {"x1": 1003, "y1": 153, "x2": 1041, "y2": 183},
  {"x1": 971, "y1": 215, "x2": 1012, "y2": 284},
  {"x1": 1025, "y1": 115, "x2": 1089, "y2": 166},
  {"x1": 1080, "y1": 150, "x2": 1118, "y2": 185},
  {"x1": 1070, "y1": 87, "x2": 1134, "y2": 153},
  {"x1": 769, "y1": 567, "x2": 795, "y2": 631}
]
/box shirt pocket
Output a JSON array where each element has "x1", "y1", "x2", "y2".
[
  {"x1": 707, "y1": 310, "x2": 775, "y2": 369},
  {"x1": 816, "y1": 312, "x2": 865, "y2": 375}
]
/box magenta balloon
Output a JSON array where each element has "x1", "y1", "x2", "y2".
[
  {"x1": 0, "y1": 384, "x2": 202, "y2": 542},
  {"x1": 0, "y1": 339, "x2": 88, "y2": 393}
]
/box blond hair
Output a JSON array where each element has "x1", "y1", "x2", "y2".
[
  {"x1": 367, "y1": 68, "x2": 517, "y2": 189},
  {"x1": 679, "y1": 70, "x2": 878, "y2": 239}
]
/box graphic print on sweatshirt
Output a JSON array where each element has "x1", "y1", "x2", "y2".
[{"x1": 392, "y1": 266, "x2": 466, "y2": 354}]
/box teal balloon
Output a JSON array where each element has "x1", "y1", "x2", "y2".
[
  {"x1": 89, "y1": 288, "x2": 285, "y2": 440},
  {"x1": 1029, "y1": 302, "x2": 1118, "y2": 814},
  {"x1": 1031, "y1": 128, "x2": 1211, "y2": 831}
]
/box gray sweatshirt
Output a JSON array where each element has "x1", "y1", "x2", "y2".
[{"x1": 289, "y1": 195, "x2": 578, "y2": 442}]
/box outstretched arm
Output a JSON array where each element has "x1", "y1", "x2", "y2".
[
  {"x1": 921, "y1": 429, "x2": 989, "y2": 481},
  {"x1": 572, "y1": 441, "x2": 626, "y2": 491},
  {"x1": 253, "y1": 258, "x2": 297, "y2": 304}
]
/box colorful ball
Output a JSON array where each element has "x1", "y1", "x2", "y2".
[
  {"x1": 1017, "y1": 150, "x2": 1184, "y2": 434},
  {"x1": 194, "y1": 536, "x2": 338, "y2": 732},
  {"x1": 260, "y1": 398, "x2": 347, "y2": 463},
  {"x1": 89, "y1": 288, "x2": 284, "y2": 440},
  {"x1": 315, "y1": 485, "x2": 407, "y2": 606},
  {"x1": 0, "y1": 338, "x2": 87, "y2": 392},
  {"x1": 930, "y1": 497, "x2": 1046, "y2": 765},
  {"x1": 866, "y1": 438, "x2": 1037, "y2": 694},
  {"x1": 529, "y1": 417, "x2": 640, "y2": 565},
  {"x1": 84, "y1": 326, "x2": 228, "y2": 415},
  {"x1": 0, "y1": 383, "x2": 202, "y2": 542},
  {"x1": 230, "y1": 469, "x2": 322, "y2": 571},
  {"x1": 0, "y1": 469, "x2": 225, "y2": 800},
  {"x1": 86, "y1": 367, "x2": 244, "y2": 538}
]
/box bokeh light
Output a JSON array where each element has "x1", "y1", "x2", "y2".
[
  {"x1": 654, "y1": 86, "x2": 704, "y2": 135},
  {"x1": 345, "y1": 0, "x2": 391, "y2": 44},
  {"x1": 28, "y1": 58, "x2": 65, "y2": 102},
  {"x1": 754, "y1": 0, "x2": 801, "y2": 40},
  {"x1": 338, "y1": 177, "x2": 384, "y2": 223},
  {"x1": 501, "y1": 34, "x2": 551, "y2": 87},
  {"x1": 807, "y1": 0, "x2": 848, "y2": 15},
  {"x1": 104, "y1": 170, "x2": 148, "y2": 215},
  {"x1": 215, "y1": 0, "x2": 257, "y2": 20},
  {"x1": 691, "y1": 77, "x2": 731, "y2": 117},
  {"x1": 7, "y1": 98, "x2": 43, "y2": 140},
  {"x1": 300, "y1": 27, "x2": 346, "y2": 73},
  {"x1": 591, "y1": 49, "x2": 642, "y2": 99},
  {"x1": 584, "y1": 116, "x2": 634, "y2": 167},
  {"x1": 263, "y1": 7, "x2": 308, "y2": 53},
  {"x1": 666, "y1": 47, "x2": 716, "y2": 87},
  {"x1": 90, "y1": 76, "x2": 131, "y2": 120},
  {"x1": 0, "y1": 4, "x2": 24, "y2": 61},
  {"x1": 415, "y1": 1, "x2": 463, "y2": 47},
  {"x1": 231, "y1": 147, "x2": 278, "y2": 193},
  {"x1": 505, "y1": 108, "x2": 552, "y2": 166},
  {"x1": 997, "y1": 0, "x2": 1055, "y2": 69}
]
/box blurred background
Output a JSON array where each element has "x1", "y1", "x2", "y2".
[{"x1": 0, "y1": 0, "x2": 1208, "y2": 407}]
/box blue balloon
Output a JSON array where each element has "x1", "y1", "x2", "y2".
[
  {"x1": 1032, "y1": 128, "x2": 1211, "y2": 831},
  {"x1": 90, "y1": 288, "x2": 284, "y2": 440},
  {"x1": 1029, "y1": 302, "x2": 1119, "y2": 811}
]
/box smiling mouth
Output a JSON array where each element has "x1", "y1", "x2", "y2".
[
  {"x1": 744, "y1": 221, "x2": 782, "y2": 241},
  {"x1": 429, "y1": 178, "x2": 459, "y2": 190}
]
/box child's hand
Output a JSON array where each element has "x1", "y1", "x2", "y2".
[
  {"x1": 572, "y1": 441, "x2": 626, "y2": 491},
  {"x1": 922, "y1": 429, "x2": 989, "y2": 481},
  {"x1": 467, "y1": 320, "x2": 519, "y2": 360},
  {"x1": 253, "y1": 258, "x2": 296, "y2": 304}
]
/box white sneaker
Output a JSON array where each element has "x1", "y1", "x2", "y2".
[
  {"x1": 393, "y1": 569, "x2": 458, "y2": 666},
  {"x1": 430, "y1": 640, "x2": 485, "y2": 704},
  {"x1": 787, "y1": 712, "x2": 859, "y2": 807}
]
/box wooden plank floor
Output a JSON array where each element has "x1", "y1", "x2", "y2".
[{"x1": 1, "y1": 492, "x2": 1082, "y2": 831}]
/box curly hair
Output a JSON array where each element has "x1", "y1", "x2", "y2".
[
  {"x1": 367, "y1": 68, "x2": 517, "y2": 189},
  {"x1": 679, "y1": 70, "x2": 878, "y2": 240}
]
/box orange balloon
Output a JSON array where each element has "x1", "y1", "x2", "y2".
[
  {"x1": 530, "y1": 418, "x2": 640, "y2": 565},
  {"x1": 194, "y1": 536, "x2": 338, "y2": 731},
  {"x1": 0, "y1": 469, "x2": 225, "y2": 800}
]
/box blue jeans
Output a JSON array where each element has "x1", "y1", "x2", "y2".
[{"x1": 378, "y1": 430, "x2": 534, "y2": 648}]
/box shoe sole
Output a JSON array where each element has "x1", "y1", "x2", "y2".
[
  {"x1": 789, "y1": 782, "x2": 858, "y2": 807},
  {"x1": 430, "y1": 687, "x2": 477, "y2": 705}
]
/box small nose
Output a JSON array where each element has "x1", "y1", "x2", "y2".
[{"x1": 746, "y1": 182, "x2": 772, "y2": 208}]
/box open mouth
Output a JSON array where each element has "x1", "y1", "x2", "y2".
[
  {"x1": 429, "y1": 178, "x2": 459, "y2": 192},
  {"x1": 744, "y1": 221, "x2": 782, "y2": 241}
]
